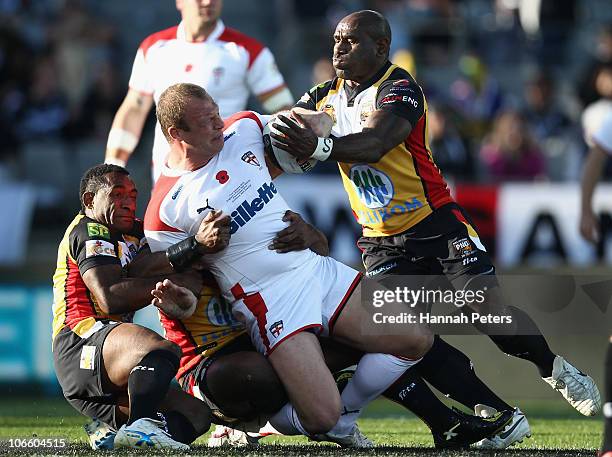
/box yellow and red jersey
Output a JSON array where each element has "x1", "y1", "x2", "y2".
[{"x1": 296, "y1": 62, "x2": 453, "y2": 237}]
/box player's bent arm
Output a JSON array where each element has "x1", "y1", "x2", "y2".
[
  {"x1": 105, "y1": 89, "x2": 154, "y2": 166},
  {"x1": 82, "y1": 264, "x2": 202, "y2": 314},
  {"x1": 328, "y1": 109, "x2": 413, "y2": 163},
  {"x1": 127, "y1": 246, "x2": 174, "y2": 277}
]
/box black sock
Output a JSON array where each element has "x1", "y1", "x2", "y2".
[
  {"x1": 127, "y1": 349, "x2": 180, "y2": 425},
  {"x1": 383, "y1": 369, "x2": 460, "y2": 434},
  {"x1": 415, "y1": 336, "x2": 511, "y2": 411},
  {"x1": 488, "y1": 306, "x2": 556, "y2": 378},
  {"x1": 163, "y1": 411, "x2": 199, "y2": 444},
  {"x1": 602, "y1": 341, "x2": 612, "y2": 452}
]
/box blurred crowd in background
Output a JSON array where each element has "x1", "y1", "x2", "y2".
[{"x1": 1, "y1": 0, "x2": 612, "y2": 218}]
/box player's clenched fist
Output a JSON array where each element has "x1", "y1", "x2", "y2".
[
  {"x1": 195, "y1": 210, "x2": 231, "y2": 253},
  {"x1": 151, "y1": 278, "x2": 197, "y2": 320}
]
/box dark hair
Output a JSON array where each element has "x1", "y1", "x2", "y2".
[{"x1": 79, "y1": 163, "x2": 129, "y2": 212}]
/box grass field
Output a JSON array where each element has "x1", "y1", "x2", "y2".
[{"x1": 0, "y1": 396, "x2": 601, "y2": 456}]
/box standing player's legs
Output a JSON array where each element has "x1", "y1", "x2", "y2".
[
  {"x1": 101, "y1": 323, "x2": 211, "y2": 446},
  {"x1": 359, "y1": 236, "x2": 514, "y2": 414},
  {"x1": 433, "y1": 204, "x2": 599, "y2": 416}
]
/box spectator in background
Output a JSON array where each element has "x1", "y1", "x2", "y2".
[
  {"x1": 65, "y1": 61, "x2": 123, "y2": 141},
  {"x1": 522, "y1": 70, "x2": 582, "y2": 181},
  {"x1": 428, "y1": 103, "x2": 473, "y2": 181},
  {"x1": 479, "y1": 110, "x2": 545, "y2": 181},
  {"x1": 450, "y1": 52, "x2": 505, "y2": 142},
  {"x1": 578, "y1": 25, "x2": 612, "y2": 108},
  {"x1": 16, "y1": 53, "x2": 69, "y2": 142}
]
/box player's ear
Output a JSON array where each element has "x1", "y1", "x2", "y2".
[
  {"x1": 376, "y1": 38, "x2": 390, "y2": 58},
  {"x1": 168, "y1": 126, "x2": 181, "y2": 142},
  {"x1": 82, "y1": 191, "x2": 95, "y2": 210}
]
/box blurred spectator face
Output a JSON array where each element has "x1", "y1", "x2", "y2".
[
  {"x1": 596, "y1": 27, "x2": 612, "y2": 61},
  {"x1": 31, "y1": 57, "x2": 60, "y2": 101},
  {"x1": 312, "y1": 58, "x2": 335, "y2": 85},
  {"x1": 526, "y1": 74, "x2": 553, "y2": 112},
  {"x1": 428, "y1": 108, "x2": 446, "y2": 141},
  {"x1": 494, "y1": 111, "x2": 528, "y2": 154},
  {"x1": 177, "y1": 0, "x2": 223, "y2": 24},
  {"x1": 595, "y1": 67, "x2": 612, "y2": 98}
]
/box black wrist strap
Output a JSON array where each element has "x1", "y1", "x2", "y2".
[{"x1": 166, "y1": 236, "x2": 200, "y2": 272}]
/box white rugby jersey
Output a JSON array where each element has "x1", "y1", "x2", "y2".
[
  {"x1": 128, "y1": 20, "x2": 287, "y2": 181},
  {"x1": 144, "y1": 111, "x2": 318, "y2": 303}
]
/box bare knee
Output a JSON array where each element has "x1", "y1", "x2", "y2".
[
  {"x1": 299, "y1": 397, "x2": 341, "y2": 435},
  {"x1": 405, "y1": 329, "x2": 434, "y2": 360}
]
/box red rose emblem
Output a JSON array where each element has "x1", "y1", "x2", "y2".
[{"x1": 216, "y1": 170, "x2": 229, "y2": 184}]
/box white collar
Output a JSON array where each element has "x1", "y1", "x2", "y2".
[{"x1": 176, "y1": 19, "x2": 225, "y2": 43}]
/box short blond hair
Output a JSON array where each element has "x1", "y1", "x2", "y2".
[{"x1": 156, "y1": 83, "x2": 212, "y2": 141}]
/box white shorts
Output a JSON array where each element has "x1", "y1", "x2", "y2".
[{"x1": 229, "y1": 255, "x2": 362, "y2": 355}]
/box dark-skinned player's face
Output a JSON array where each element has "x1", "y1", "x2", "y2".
[{"x1": 333, "y1": 19, "x2": 383, "y2": 83}]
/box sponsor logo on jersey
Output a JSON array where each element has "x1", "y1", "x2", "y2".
[
  {"x1": 355, "y1": 197, "x2": 424, "y2": 225},
  {"x1": 206, "y1": 295, "x2": 240, "y2": 327},
  {"x1": 216, "y1": 170, "x2": 230, "y2": 184},
  {"x1": 269, "y1": 320, "x2": 284, "y2": 338},
  {"x1": 196, "y1": 198, "x2": 215, "y2": 214},
  {"x1": 359, "y1": 101, "x2": 374, "y2": 123},
  {"x1": 393, "y1": 79, "x2": 411, "y2": 86},
  {"x1": 229, "y1": 182, "x2": 278, "y2": 234},
  {"x1": 241, "y1": 151, "x2": 260, "y2": 167},
  {"x1": 85, "y1": 240, "x2": 116, "y2": 258},
  {"x1": 171, "y1": 184, "x2": 183, "y2": 200},
  {"x1": 323, "y1": 104, "x2": 337, "y2": 123},
  {"x1": 224, "y1": 131, "x2": 236, "y2": 142},
  {"x1": 381, "y1": 94, "x2": 419, "y2": 108},
  {"x1": 452, "y1": 238, "x2": 475, "y2": 257},
  {"x1": 349, "y1": 165, "x2": 394, "y2": 209},
  {"x1": 87, "y1": 223, "x2": 110, "y2": 239}
]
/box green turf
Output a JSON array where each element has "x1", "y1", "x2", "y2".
[{"x1": 0, "y1": 397, "x2": 601, "y2": 456}]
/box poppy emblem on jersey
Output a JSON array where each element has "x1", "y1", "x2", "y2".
[
  {"x1": 216, "y1": 170, "x2": 230, "y2": 184},
  {"x1": 269, "y1": 320, "x2": 284, "y2": 338},
  {"x1": 184, "y1": 64, "x2": 193, "y2": 72},
  {"x1": 241, "y1": 151, "x2": 260, "y2": 167},
  {"x1": 349, "y1": 165, "x2": 394, "y2": 209}
]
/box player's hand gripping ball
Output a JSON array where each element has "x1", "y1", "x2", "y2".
[{"x1": 263, "y1": 115, "x2": 318, "y2": 174}]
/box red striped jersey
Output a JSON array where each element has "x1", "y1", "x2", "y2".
[
  {"x1": 128, "y1": 20, "x2": 287, "y2": 182},
  {"x1": 51, "y1": 214, "x2": 145, "y2": 340},
  {"x1": 296, "y1": 62, "x2": 453, "y2": 237}
]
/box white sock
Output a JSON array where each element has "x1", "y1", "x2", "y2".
[
  {"x1": 268, "y1": 402, "x2": 308, "y2": 436},
  {"x1": 329, "y1": 353, "x2": 419, "y2": 436}
]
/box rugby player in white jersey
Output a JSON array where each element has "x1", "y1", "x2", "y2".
[
  {"x1": 142, "y1": 82, "x2": 437, "y2": 442},
  {"x1": 104, "y1": 0, "x2": 292, "y2": 182}
]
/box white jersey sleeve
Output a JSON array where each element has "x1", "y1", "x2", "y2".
[
  {"x1": 128, "y1": 48, "x2": 154, "y2": 95},
  {"x1": 591, "y1": 108, "x2": 612, "y2": 154},
  {"x1": 247, "y1": 47, "x2": 287, "y2": 96}
]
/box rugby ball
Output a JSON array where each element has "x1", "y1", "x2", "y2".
[{"x1": 263, "y1": 117, "x2": 318, "y2": 174}]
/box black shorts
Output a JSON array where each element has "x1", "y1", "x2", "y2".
[
  {"x1": 179, "y1": 333, "x2": 254, "y2": 416},
  {"x1": 52, "y1": 320, "x2": 121, "y2": 428},
  {"x1": 358, "y1": 203, "x2": 498, "y2": 290}
]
